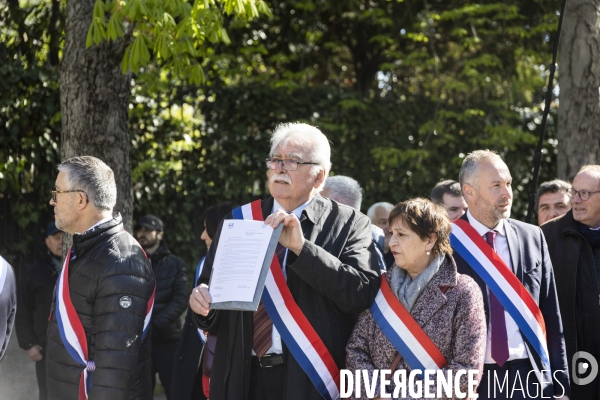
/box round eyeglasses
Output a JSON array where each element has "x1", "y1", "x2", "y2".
[{"x1": 567, "y1": 188, "x2": 600, "y2": 201}]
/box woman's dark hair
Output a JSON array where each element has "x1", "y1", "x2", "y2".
[
  {"x1": 388, "y1": 197, "x2": 453, "y2": 256},
  {"x1": 203, "y1": 202, "x2": 237, "y2": 239}
]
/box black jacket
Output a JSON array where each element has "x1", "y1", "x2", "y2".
[
  {"x1": 542, "y1": 211, "x2": 600, "y2": 388},
  {"x1": 171, "y1": 306, "x2": 206, "y2": 400},
  {"x1": 195, "y1": 195, "x2": 381, "y2": 400},
  {"x1": 0, "y1": 257, "x2": 16, "y2": 363},
  {"x1": 454, "y1": 213, "x2": 570, "y2": 397},
  {"x1": 148, "y1": 242, "x2": 188, "y2": 343},
  {"x1": 46, "y1": 214, "x2": 155, "y2": 400},
  {"x1": 15, "y1": 253, "x2": 59, "y2": 351}
]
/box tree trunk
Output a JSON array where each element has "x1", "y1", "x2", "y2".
[
  {"x1": 59, "y1": 0, "x2": 133, "y2": 232},
  {"x1": 557, "y1": 0, "x2": 600, "y2": 180}
]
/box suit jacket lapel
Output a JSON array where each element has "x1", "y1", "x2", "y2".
[{"x1": 504, "y1": 219, "x2": 523, "y2": 281}]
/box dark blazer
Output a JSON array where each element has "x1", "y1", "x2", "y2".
[
  {"x1": 194, "y1": 195, "x2": 381, "y2": 400},
  {"x1": 0, "y1": 257, "x2": 17, "y2": 363},
  {"x1": 541, "y1": 210, "x2": 600, "y2": 397},
  {"x1": 453, "y1": 214, "x2": 570, "y2": 397}
]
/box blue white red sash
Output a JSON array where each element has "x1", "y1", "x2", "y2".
[
  {"x1": 450, "y1": 219, "x2": 550, "y2": 368},
  {"x1": 0, "y1": 256, "x2": 8, "y2": 297},
  {"x1": 55, "y1": 248, "x2": 155, "y2": 400},
  {"x1": 195, "y1": 257, "x2": 207, "y2": 344},
  {"x1": 232, "y1": 201, "x2": 340, "y2": 400},
  {"x1": 370, "y1": 274, "x2": 447, "y2": 374}
]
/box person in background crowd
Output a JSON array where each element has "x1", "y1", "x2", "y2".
[
  {"x1": 367, "y1": 201, "x2": 395, "y2": 268},
  {"x1": 321, "y1": 175, "x2": 387, "y2": 271},
  {"x1": 190, "y1": 122, "x2": 380, "y2": 400},
  {"x1": 454, "y1": 150, "x2": 569, "y2": 399},
  {"x1": 346, "y1": 198, "x2": 486, "y2": 399},
  {"x1": 535, "y1": 179, "x2": 571, "y2": 226},
  {"x1": 171, "y1": 202, "x2": 236, "y2": 400},
  {"x1": 15, "y1": 222, "x2": 63, "y2": 399},
  {"x1": 0, "y1": 256, "x2": 17, "y2": 368},
  {"x1": 541, "y1": 165, "x2": 600, "y2": 398},
  {"x1": 46, "y1": 156, "x2": 155, "y2": 399},
  {"x1": 431, "y1": 179, "x2": 469, "y2": 221},
  {"x1": 136, "y1": 214, "x2": 188, "y2": 399}
]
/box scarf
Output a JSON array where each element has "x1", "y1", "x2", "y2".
[
  {"x1": 390, "y1": 254, "x2": 444, "y2": 312},
  {"x1": 577, "y1": 221, "x2": 600, "y2": 248}
]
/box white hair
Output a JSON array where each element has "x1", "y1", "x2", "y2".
[
  {"x1": 269, "y1": 122, "x2": 332, "y2": 181},
  {"x1": 367, "y1": 202, "x2": 394, "y2": 222},
  {"x1": 322, "y1": 175, "x2": 363, "y2": 210},
  {"x1": 459, "y1": 149, "x2": 503, "y2": 191}
]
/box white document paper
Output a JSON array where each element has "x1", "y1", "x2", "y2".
[{"x1": 209, "y1": 219, "x2": 277, "y2": 304}]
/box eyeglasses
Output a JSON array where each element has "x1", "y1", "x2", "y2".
[
  {"x1": 265, "y1": 158, "x2": 319, "y2": 171},
  {"x1": 567, "y1": 188, "x2": 600, "y2": 201},
  {"x1": 51, "y1": 189, "x2": 87, "y2": 202}
]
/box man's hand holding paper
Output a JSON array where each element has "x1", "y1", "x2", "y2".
[{"x1": 264, "y1": 209, "x2": 305, "y2": 255}]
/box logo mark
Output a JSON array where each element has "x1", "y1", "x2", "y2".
[
  {"x1": 119, "y1": 296, "x2": 132, "y2": 309},
  {"x1": 572, "y1": 351, "x2": 598, "y2": 385}
]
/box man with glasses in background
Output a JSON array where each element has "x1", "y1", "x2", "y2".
[
  {"x1": 190, "y1": 123, "x2": 380, "y2": 400},
  {"x1": 45, "y1": 156, "x2": 155, "y2": 399},
  {"x1": 542, "y1": 165, "x2": 600, "y2": 398}
]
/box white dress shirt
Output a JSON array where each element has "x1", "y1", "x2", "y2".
[
  {"x1": 255, "y1": 197, "x2": 312, "y2": 356},
  {"x1": 466, "y1": 210, "x2": 528, "y2": 363}
]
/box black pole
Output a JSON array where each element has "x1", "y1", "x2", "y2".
[{"x1": 525, "y1": 0, "x2": 568, "y2": 224}]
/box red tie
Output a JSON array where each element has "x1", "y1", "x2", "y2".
[
  {"x1": 252, "y1": 243, "x2": 286, "y2": 358},
  {"x1": 486, "y1": 230, "x2": 510, "y2": 366}
]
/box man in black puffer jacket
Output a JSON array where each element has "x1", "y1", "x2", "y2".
[
  {"x1": 136, "y1": 215, "x2": 188, "y2": 399},
  {"x1": 46, "y1": 156, "x2": 155, "y2": 400}
]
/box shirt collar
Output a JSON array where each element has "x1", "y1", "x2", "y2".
[
  {"x1": 466, "y1": 210, "x2": 506, "y2": 237},
  {"x1": 272, "y1": 198, "x2": 313, "y2": 219},
  {"x1": 81, "y1": 215, "x2": 114, "y2": 234}
]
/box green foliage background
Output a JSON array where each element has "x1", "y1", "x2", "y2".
[{"x1": 2, "y1": 0, "x2": 560, "y2": 274}]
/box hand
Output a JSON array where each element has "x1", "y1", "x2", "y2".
[
  {"x1": 190, "y1": 284, "x2": 212, "y2": 316},
  {"x1": 27, "y1": 344, "x2": 43, "y2": 362},
  {"x1": 264, "y1": 210, "x2": 305, "y2": 255}
]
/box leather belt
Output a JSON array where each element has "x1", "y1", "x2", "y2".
[{"x1": 252, "y1": 354, "x2": 285, "y2": 368}]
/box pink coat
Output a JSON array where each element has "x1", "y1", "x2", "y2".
[{"x1": 346, "y1": 255, "x2": 486, "y2": 400}]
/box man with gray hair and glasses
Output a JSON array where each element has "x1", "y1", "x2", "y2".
[
  {"x1": 45, "y1": 156, "x2": 155, "y2": 399},
  {"x1": 542, "y1": 165, "x2": 600, "y2": 398},
  {"x1": 452, "y1": 150, "x2": 569, "y2": 399},
  {"x1": 190, "y1": 123, "x2": 380, "y2": 400},
  {"x1": 535, "y1": 179, "x2": 571, "y2": 226}
]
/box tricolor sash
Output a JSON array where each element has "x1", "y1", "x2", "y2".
[
  {"x1": 232, "y1": 201, "x2": 341, "y2": 400},
  {"x1": 195, "y1": 257, "x2": 207, "y2": 344},
  {"x1": 0, "y1": 256, "x2": 8, "y2": 296},
  {"x1": 370, "y1": 274, "x2": 447, "y2": 374},
  {"x1": 450, "y1": 219, "x2": 550, "y2": 369},
  {"x1": 55, "y1": 248, "x2": 155, "y2": 400}
]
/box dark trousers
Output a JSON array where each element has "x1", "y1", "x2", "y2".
[
  {"x1": 478, "y1": 360, "x2": 543, "y2": 400},
  {"x1": 249, "y1": 357, "x2": 286, "y2": 400},
  {"x1": 36, "y1": 358, "x2": 48, "y2": 400},
  {"x1": 151, "y1": 341, "x2": 178, "y2": 399}
]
